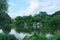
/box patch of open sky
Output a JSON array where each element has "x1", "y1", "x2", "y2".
[
  {"x1": 40, "y1": 0, "x2": 47, "y2": 2},
  {"x1": 8, "y1": 0, "x2": 30, "y2": 13},
  {"x1": 8, "y1": 0, "x2": 60, "y2": 18}
]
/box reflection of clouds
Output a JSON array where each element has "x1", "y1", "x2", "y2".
[
  {"x1": 46, "y1": 33, "x2": 53, "y2": 38},
  {"x1": 0, "y1": 29, "x2": 54, "y2": 39},
  {"x1": 0, "y1": 29, "x2": 3, "y2": 33},
  {"x1": 0, "y1": 29, "x2": 30, "y2": 39},
  {"x1": 9, "y1": 29, "x2": 26, "y2": 38},
  {"x1": 9, "y1": 29, "x2": 20, "y2": 38},
  {"x1": 19, "y1": 33, "x2": 26, "y2": 39}
]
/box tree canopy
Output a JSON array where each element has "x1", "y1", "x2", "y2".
[{"x1": 0, "y1": 0, "x2": 11, "y2": 34}]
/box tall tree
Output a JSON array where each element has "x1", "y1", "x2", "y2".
[
  {"x1": 0, "y1": 0, "x2": 8, "y2": 13},
  {"x1": 0, "y1": 0, "x2": 11, "y2": 34}
]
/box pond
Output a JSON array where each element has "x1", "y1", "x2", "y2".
[
  {"x1": 0, "y1": 29, "x2": 53, "y2": 39},
  {"x1": 0, "y1": 29, "x2": 30, "y2": 39}
]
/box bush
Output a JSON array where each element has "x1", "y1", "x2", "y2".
[
  {"x1": 0, "y1": 33, "x2": 18, "y2": 40},
  {"x1": 23, "y1": 32, "x2": 47, "y2": 40}
]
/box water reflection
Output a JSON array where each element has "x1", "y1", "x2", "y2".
[
  {"x1": 0, "y1": 29, "x2": 53, "y2": 39},
  {"x1": 0, "y1": 29, "x2": 3, "y2": 33},
  {"x1": 10, "y1": 29, "x2": 27, "y2": 38},
  {"x1": 0, "y1": 29, "x2": 30, "y2": 39}
]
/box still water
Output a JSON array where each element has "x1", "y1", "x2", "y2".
[
  {"x1": 0, "y1": 29, "x2": 30, "y2": 39},
  {"x1": 0, "y1": 29, "x2": 53, "y2": 39}
]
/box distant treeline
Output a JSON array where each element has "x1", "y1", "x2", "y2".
[{"x1": 11, "y1": 11, "x2": 60, "y2": 34}]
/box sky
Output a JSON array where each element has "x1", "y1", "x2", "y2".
[{"x1": 8, "y1": 0, "x2": 60, "y2": 18}]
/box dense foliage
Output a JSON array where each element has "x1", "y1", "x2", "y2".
[
  {"x1": 0, "y1": 33, "x2": 18, "y2": 40},
  {"x1": 0, "y1": 0, "x2": 11, "y2": 35}
]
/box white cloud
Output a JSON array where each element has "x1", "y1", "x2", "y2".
[
  {"x1": 37, "y1": 0, "x2": 60, "y2": 14},
  {"x1": 16, "y1": 0, "x2": 39, "y2": 16},
  {"x1": 8, "y1": 12, "x2": 17, "y2": 18},
  {"x1": 8, "y1": 2, "x2": 16, "y2": 6},
  {"x1": 8, "y1": 0, "x2": 39, "y2": 18},
  {"x1": 8, "y1": 0, "x2": 60, "y2": 18}
]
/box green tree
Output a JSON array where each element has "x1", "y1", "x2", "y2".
[
  {"x1": 0, "y1": 0, "x2": 11, "y2": 34},
  {"x1": 39, "y1": 12, "x2": 50, "y2": 33},
  {"x1": 33, "y1": 14, "x2": 41, "y2": 32},
  {"x1": 49, "y1": 11, "x2": 60, "y2": 33},
  {"x1": 14, "y1": 16, "x2": 25, "y2": 33},
  {"x1": 0, "y1": 0, "x2": 8, "y2": 13}
]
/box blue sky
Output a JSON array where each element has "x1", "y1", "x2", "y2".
[{"x1": 8, "y1": 0, "x2": 60, "y2": 18}]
